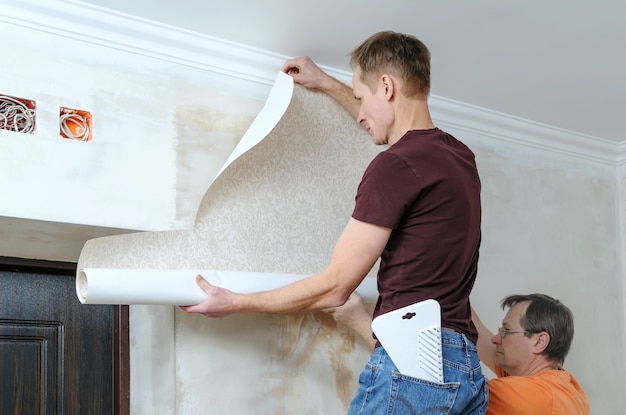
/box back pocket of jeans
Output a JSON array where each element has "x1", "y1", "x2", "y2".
[{"x1": 387, "y1": 372, "x2": 460, "y2": 415}]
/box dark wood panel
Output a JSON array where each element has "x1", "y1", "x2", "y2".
[
  {"x1": 0, "y1": 259, "x2": 129, "y2": 415},
  {"x1": 0, "y1": 321, "x2": 62, "y2": 414}
]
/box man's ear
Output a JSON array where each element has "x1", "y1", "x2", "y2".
[
  {"x1": 380, "y1": 74, "x2": 395, "y2": 100},
  {"x1": 533, "y1": 332, "x2": 551, "y2": 354}
]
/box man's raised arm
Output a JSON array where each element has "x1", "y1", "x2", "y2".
[{"x1": 282, "y1": 56, "x2": 360, "y2": 119}]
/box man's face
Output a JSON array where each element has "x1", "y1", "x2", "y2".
[
  {"x1": 491, "y1": 301, "x2": 536, "y2": 375},
  {"x1": 352, "y1": 66, "x2": 393, "y2": 146}
]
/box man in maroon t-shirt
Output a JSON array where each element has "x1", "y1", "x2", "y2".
[{"x1": 184, "y1": 31, "x2": 487, "y2": 414}]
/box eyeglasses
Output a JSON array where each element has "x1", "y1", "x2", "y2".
[{"x1": 497, "y1": 327, "x2": 533, "y2": 338}]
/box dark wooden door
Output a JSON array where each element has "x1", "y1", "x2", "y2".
[{"x1": 0, "y1": 258, "x2": 128, "y2": 415}]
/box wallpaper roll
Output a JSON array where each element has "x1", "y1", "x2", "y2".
[{"x1": 77, "y1": 268, "x2": 378, "y2": 305}]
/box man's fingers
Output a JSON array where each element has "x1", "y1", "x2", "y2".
[
  {"x1": 322, "y1": 306, "x2": 335, "y2": 314},
  {"x1": 281, "y1": 59, "x2": 300, "y2": 75},
  {"x1": 195, "y1": 274, "x2": 212, "y2": 292}
]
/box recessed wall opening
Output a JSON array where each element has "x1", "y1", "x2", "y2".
[
  {"x1": 60, "y1": 107, "x2": 92, "y2": 141},
  {"x1": 0, "y1": 94, "x2": 36, "y2": 134}
]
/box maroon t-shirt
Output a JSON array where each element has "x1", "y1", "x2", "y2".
[{"x1": 352, "y1": 128, "x2": 481, "y2": 343}]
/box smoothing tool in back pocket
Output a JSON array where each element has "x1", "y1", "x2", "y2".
[{"x1": 371, "y1": 299, "x2": 444, "y2": 383}]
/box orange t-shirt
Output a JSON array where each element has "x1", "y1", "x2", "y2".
[{"x1": 486, "y1": 366, "x2": 590, "y2": 415}]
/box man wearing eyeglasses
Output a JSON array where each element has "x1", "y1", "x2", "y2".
[
  {"x1": 471, "y1": 293, "x2": 590, "y2": 414},
  {"x1": 327, "y1": 292, "x2": 590, "y2": 414}
]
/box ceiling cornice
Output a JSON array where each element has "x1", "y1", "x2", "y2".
[
  {"x1": 1, "y1": 0, "x2": 622, "y2": 166},
  {"x1": 430, "y1": 96, "x2": 622, "y2": 166}
]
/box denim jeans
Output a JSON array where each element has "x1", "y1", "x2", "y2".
[{"x1": 347, "y1": 329, "x2": 488, "y2": 415}]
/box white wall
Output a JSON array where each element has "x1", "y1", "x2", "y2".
[
  {"x1": 618, "y1": 158, "x2": 626, "y2": 372},
  {"x1": 1, "y1": 2, "x2": 624, "y2": 413}
]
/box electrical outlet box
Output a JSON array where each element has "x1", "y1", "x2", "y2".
[
  {"x1": 60, "y1": 107, "x2": 92, "y2": 141},
  {"x1": 0, "y1": 94, "x2": 36, "y2": 134}
]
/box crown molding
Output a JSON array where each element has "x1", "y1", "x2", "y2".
[
  {"x1": 1, "y1": 0, "x2": 621, "y2": 166},
  {"x1": 618, "y1": 142, "x2": 626, "y2": 167},
  {"x1": 429, "y1": 95, "x2": 622, "y2": 166},
  {"x1": 0, "y1": 0, "x2": 289, "y2": 85}
]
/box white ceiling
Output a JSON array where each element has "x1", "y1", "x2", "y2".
[{"x1": 82, "y1": 1, "x2": 625, "y2": 144}]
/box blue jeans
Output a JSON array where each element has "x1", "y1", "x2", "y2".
[{"x1": 348, "y1": 329, "x2": 488, "y2": 415}]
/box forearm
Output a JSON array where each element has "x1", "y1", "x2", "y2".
[
  {"x1": 184, "y1": 219, "x2": 389, "y2": 319},
  {"x1": 282, "y1": 57, "x2": 360, "y2": 120},
  {"x1": 350, "y1": 316, "x2": 377, "y2": 353},
  {"x1": 234, "y1": 271, "x2": 351, "y2": 314},
  {"x1": 318, "y1": 76, "x2": 360, "y2": 120},
  {"x1": 243, "y1": 280, "x2": 378, "y2": 353},
  {"x1": 325, "y1": 292, "x2": 377, "y2": 352},
  {"x1": 259, "y1": 217, "x2": 390, "y2": 315},
  {"x1": 471, "y1": 307, "x2": 497, "y2": 371}
]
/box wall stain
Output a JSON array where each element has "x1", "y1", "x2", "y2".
[
  {"x1": 172, "y1": 105, "x2": 256, "y2": 228},
  {"x1": 267, "y1": 312, "x2": 361, "y2": 409}
]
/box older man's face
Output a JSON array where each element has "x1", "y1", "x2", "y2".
[{"x1": 491, "y1": 301, "x2": 537, "y2": 376}]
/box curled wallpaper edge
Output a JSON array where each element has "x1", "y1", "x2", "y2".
[
  {"x1": 77, "y1": 268, "x2": 378, "y2": 305},
  {"x1": 214, "y1": 71, "x2": 294, "y2": 182}
]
